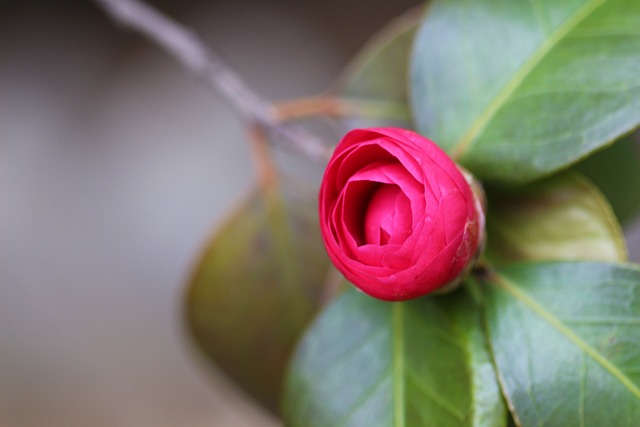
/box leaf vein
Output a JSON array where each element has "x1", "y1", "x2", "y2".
[
  {"x1": 529, "y1": 0, "x2": 552, "y2": 35},
  {"x1": 493, "y1": 273, "x2": 640, "y2": 399},
  {"x1": 330, "y1": 328, "x2": 387, "y2": 368},
  {"x1": 411, "y1": 312, "x2": 467, "y2": 350},
  {"x1": 392, "y1": 303, "x2": 405, "y2": 427},
  {"x1": 334, "y1": 374, "x2": 390, "y2": 427},
  {"x1": 451, "y1": 0, "x2": 608, "y2": 159},
  {"x1": 405, "y1": 370, "x2": 465, "y2": 421}
]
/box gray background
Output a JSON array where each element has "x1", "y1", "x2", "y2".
[{"x1": 1, "y1": 1, "x2": 639, "y2": 426}]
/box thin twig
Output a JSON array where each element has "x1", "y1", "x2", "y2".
[
  {"x1": 93, "y1": 0, "x2": 331, "y2": 163},
  {"x1": 247, "y1": 125, "x2": 278, "y2": 193},
  {"x1": 274, "y1": 95, "x2": 411, "y2": 122},
  {"x1": 274, "y1": 96, "x2": 343, "y2": 121}
]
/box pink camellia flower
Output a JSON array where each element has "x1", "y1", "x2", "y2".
[{"x1": 319, "y1": 127, "x2": 484, "y2": 301}]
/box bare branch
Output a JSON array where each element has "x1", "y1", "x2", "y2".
[{"x1": 93, "y1": 0, "x2": 331, "y2": 163}]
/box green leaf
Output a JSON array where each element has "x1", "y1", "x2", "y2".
[
  {"x1": 485, "y1": 171, "x2": 627, "y2": 265},
  {"x1": 185, "y1": 183, "x2": 330, "y2": 413},
  {"x1": 283, "y1": 289, "x2": 505, "y2": 427},
  {"x1": 576, "y1": 131, "x2": 640, "y2": 225},
  {"x1": 411, "y1": 0, "x2": 640, "y2": 183},
  {"x1": 483, "y1": 261, "x2": 640, "y2": 426},
  {"x1": 336, "y1": 7, "x2": 420, "y2": 128}
]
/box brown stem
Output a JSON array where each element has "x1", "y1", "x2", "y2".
[
  {"x1": 275, "y1": 96, "x2": 350, "y2": 121},
  {"x1": 247, "y1": 125, "x2": 278, "y2": 193},
  {"x1": 274, "y1": 96, "x2": 410, "y2": 123},
  {"x1": 93, "y1": 0, "x2": 331, "y2": 164}
]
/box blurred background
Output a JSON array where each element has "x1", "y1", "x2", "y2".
[
  {"x1": 1, "y1": 1, "x2": 639, "y2": 426},
  {"x1": 0, "y1": 0, "x2": 420, "y2": 426}
]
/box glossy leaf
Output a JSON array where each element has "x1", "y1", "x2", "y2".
[
  {"x1": 283, "y1": 289, "x2": 505, "y2": 427},
  {"x1": 576, "y1": 132, "x2": 640, "y2": 225},
  {"x1": 483, "y1": 262, "x2": 640, "y2": 426},
  {"x1": 411, "y1": 0, "x2": 640, "y2": 183},
  {"x1": 485, "y1": 171, "x2": 627, "y2": 265},
  {"x1": 185, "y1": 183, "x2": 330, "y2": 413},
  {"x1": 336, "y1": 8, "x2": 419, "y2": 128}
]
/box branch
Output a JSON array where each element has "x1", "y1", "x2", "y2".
[{"x1": 93, "y1": 0, "x2": 331, "y2": 163}]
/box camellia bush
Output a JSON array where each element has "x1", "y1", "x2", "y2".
[{"x1": 97, "y1": 0, "x2": 640, "y2": 425}]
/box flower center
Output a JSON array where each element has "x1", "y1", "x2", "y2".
[{"x1": 364, "y1": 184, "x2": 412, "y2": 246}]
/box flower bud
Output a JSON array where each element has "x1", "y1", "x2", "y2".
[{"x1": 318, "y1": 127, "x2": 485, "y2": 301}]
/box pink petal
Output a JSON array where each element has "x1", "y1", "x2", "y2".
[{"x1": 363, "y1": 184, "x2": 412, "y2": 246}]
